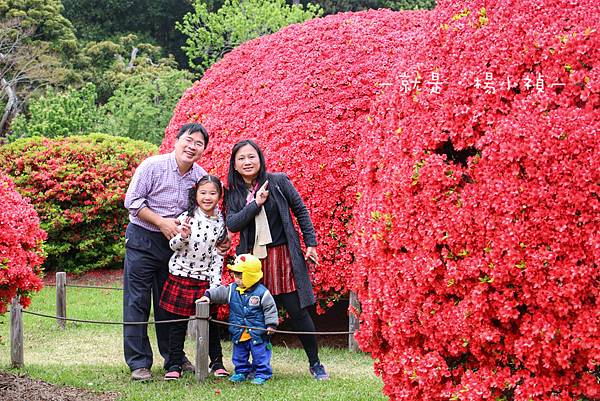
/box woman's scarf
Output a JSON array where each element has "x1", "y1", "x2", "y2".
[{"x1": 246, "y1": 183, "x2": 272, "y2": 258}]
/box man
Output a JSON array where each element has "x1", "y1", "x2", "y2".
[{"x1": 123, "y1": 123, "x2": 226, "y2": 381}]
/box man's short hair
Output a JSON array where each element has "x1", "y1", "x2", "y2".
[{"x1": 176, "y1": 123, "x2": 209, "y2": 146}]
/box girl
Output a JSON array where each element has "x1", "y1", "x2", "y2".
[
  {"x1": 225, "y1": 139, "x2": 329, "y2": 380},
  {"x1": 159, "y1": 175, "x2": 229, "y2": 380}
]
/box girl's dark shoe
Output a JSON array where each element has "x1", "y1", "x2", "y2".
[{"x1": 164, "y1": 370, "x2": 181, "y2": 380}]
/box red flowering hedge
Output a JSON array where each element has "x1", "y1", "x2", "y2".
[
  {"x1": 161, "y1": 9, "x2": 429, "y2": 306},
  {"x1": 164, "y1": 2, "x2": 599, "y2": 399},
  {"x1": 0, "y1": 171, "x2": 45, "y2": 313},
  {"x1": 352, "y1": 0, "x2": 600, "y2": 400},
  {"x1": 0, "y1": 134, "x2": 157, "y2": 273}
]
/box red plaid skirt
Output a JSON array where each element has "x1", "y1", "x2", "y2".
[
  {"x1": 159, "y1": 274, "x2": 210, "y2": 316},
  {"x1": 261, "y1": 244, "x2": 296, "y2": 296}
]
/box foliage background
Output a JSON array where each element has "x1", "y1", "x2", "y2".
[
  {"x1": 0, "y1": 134, "x2": 156, "y2": 273},
  {"x1": 177, "y1": 0, "x2": 323, "y2": 73},
  {"x1": 10, "y1": 1, "x2": 598, "y2": 400}
]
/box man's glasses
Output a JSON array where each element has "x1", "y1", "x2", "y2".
[{"x1": 181, "y1": 135, "x2": 205, "y2": 149}]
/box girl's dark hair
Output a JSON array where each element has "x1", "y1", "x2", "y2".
[
  {"x1": 187, "y1": 175, "x2": 223, "y2": 216},
  {"x1": 226, "y1": 139, "x2": 267, "y2": 209}
]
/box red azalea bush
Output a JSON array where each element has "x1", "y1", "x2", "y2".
[
  {"x1": 0, "y1": 171, "x2": 45, "y2": 313},
  {"x1": 352, "y1": 0, "x2": 600, "y2": 400},
  {"x1": 164, "y1": 2, "x2": 599, "y2": 399},
  {"x1": 161, "y1": 9, "x2": 429, "y2": 305},
  {"x1": 0, "y1": 134, "x2": 157, "y2": 273}
]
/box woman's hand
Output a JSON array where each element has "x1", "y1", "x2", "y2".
[
  {"x1": 255, "y1": 180, "x2": 269, "y2": 206},
  {"x1": 305, "y1": 246, "x2": 318, "y2": 265},
  {"x1": 216, "y1": 234, "x2": 231, "y2": 255}
]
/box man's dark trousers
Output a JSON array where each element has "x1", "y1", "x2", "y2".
[{"x1": 123, "y1": 223, "x2": 183, "y2": 370}]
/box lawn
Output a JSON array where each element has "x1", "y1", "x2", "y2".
[{"x1": 0, "y1": 277, "x2": 385, "y2": 401}]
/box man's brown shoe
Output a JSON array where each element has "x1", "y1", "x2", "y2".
[
  {"x1": 131, "y1": 368, "x2": 152, "y2": 381},
  {"x1": 181, "y1": 361, "x2": 195, "y2": 373}
]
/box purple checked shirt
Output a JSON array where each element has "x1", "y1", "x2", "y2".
[{"x1": 125, "y1": 152, "x2": 207, "y2": 232}]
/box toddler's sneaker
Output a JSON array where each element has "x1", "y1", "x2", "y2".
[
  {"x1": 229, "y1": 373, "x2": 247, "y2": 383},
  {"x1": 309, "y1": 363, "x2": 330, "y2": 380},
  {"x1": 251, "y1": 377, "x2": 268, "y2": 385}
]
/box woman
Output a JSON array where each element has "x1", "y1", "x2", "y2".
[{"x1": 225, "y1": 139, "x2": 329, "y2": 380}]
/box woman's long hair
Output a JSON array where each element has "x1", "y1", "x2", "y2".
[{"x1": 226, "y1": 139, "x2": 268, "y2": 209}]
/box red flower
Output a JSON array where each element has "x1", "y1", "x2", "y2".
[
  {"x1": 164, "y1": 2, "x2": 600, "y2": 399},
  {"x1": 0, "y1": 172, "x2": 45, "y2": 313}
]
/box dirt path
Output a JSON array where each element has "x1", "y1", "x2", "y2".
[
  {"x1": 42, "y1": 269, "x2": 123, "y2": 286},
  {"x1": 0, "y1": 372, "x2": 118, "y2": 401}
]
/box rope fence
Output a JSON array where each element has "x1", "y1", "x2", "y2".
[
  {"x1": 65, "y1": 284, "x2": 124, "y2": 291},
  {"x1": 20, "y1": 309, "x2": 356, "y2": 335},
  {"x1": 21, "y1": 309, "x2": 192, "y2": 326},
  {"x1": 9, "y1": 272, "x2": 362, "y2": 382}
]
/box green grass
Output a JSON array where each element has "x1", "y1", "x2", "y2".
[{"x1": 0, "y1": 279, "x2": 385, "y2": 401}]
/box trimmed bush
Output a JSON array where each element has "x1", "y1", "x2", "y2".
[
  {"x1": 0, "y1": 171, "x2": 45, "y2": 313},
  {"x1": 163, "y1": 1, "x2": 599, "y2": 399},
  {"x1": 0, "y1": 134, "x2": 157, "y2": 273},
  {"x1": 162, "y1": 9, "x2": 429, "y2": 308},
  {"x1": 353, "y1": 1, "x2": 600, "y2": 400}
]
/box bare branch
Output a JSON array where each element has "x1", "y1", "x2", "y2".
[
  {"x1": 127, "y1": 47, "x2": 139, "y2": 70},
  {"x1": 0, "y1": 17, "x2": 61, "y2": 136}
]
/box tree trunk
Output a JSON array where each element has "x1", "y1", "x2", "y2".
[{"x1": 0, "y1": 78, "x2": 19, "y2": 137}]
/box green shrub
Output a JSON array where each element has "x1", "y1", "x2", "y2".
[
  {"x1": 10, "y1": 83, "x2": 100, "y2": 141},
  {"x1": 77, "y1": 34, "x2": 180, "y2": 103},
  {"x1": 0, "y1": 133, "x2": 157, "y2": 273},
  {"x1": 97, "y1": 67, "x2": 193, "y2": 145},
  {"x1": 177, "y1": 0, "x2": 322, "y2": 73}
]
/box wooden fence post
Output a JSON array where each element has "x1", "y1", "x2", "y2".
[
  {"x1": 194, "y1": 300, "x2": 210, "y2": 382},
  {"x1": 187, "y1": 318, "x2": 197, "y2": 340},
  {"x1": 56, "y1": 272, "x2": 66, "y2": 329},
  {"x1": 10, "y1": 296, "x2": 24, "y2": 368},
  {"x1": 348, "y1": 291, "x2": 360, "y2": 352}
]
